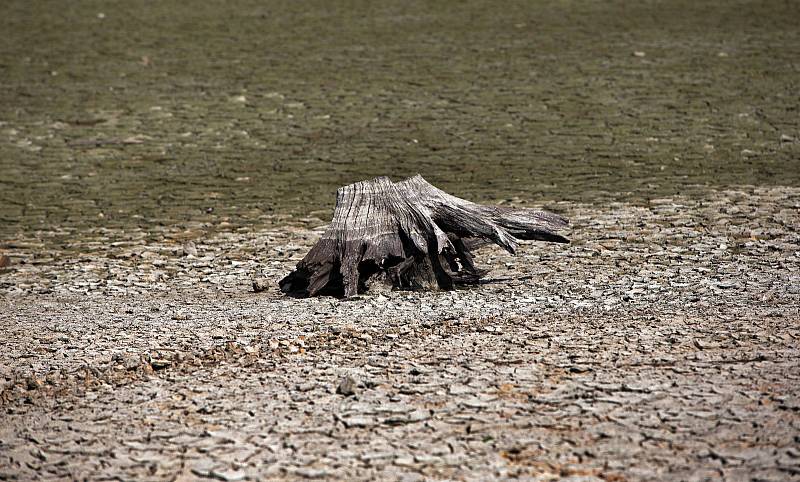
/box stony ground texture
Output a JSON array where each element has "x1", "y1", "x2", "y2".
[
  {"x1": 2, "y1": 187, "x2": 799, "y2": 480},
  {"x1": 3, "y1": 0, "x2": 800, "y2": 479}
]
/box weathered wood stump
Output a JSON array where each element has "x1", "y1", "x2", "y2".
[{"x1": 279, "y1": 175, "x2": 568, "y2": 298}]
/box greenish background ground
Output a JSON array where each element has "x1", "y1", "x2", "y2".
[{"x1": 1, "y1": 0, "x2": 798, "y2": 242}]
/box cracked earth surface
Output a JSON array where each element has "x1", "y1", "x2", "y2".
[{"x1": 2, "y1": 187, "x2": 799, "y2": 480}]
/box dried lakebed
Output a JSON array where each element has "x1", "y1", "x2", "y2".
[{"x1": 1, "y1": 186, "x2": 799, "y2": 480}]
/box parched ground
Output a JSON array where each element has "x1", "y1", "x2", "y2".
[
  {"x1": 2, "y1": 0, "x2": 800, "y2": 479},
  {"x1": 1, "y1": 187, "x2": 799, "y2": 480}
]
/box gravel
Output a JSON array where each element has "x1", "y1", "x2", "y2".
[{"x1": 1, "y1": 186, "x2": 799, "y2": 480}]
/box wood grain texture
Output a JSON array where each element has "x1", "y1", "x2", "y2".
[{"x1": 279, "y1": 175, "x2": 568, "y2": 298}]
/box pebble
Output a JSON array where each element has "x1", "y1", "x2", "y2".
[
  {"x1": 209, "y1": 469, "x2": 247, "y2": 481},
  {"x1": 183, "y1": 241, "x2": 198, "y2": 257},
  {"x1": 336, "y1": 375, "x2": 358, "y2": 396},
  {"x1": 293, "y1": 468, "x2": 329, "y2": 479},
  {"x1": 25, "y1": 376, "x2": 43, "y2": 390}
]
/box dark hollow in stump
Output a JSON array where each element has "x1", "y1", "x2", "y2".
[{"x1": 279, "y1": 175, "x2": 569, "y2": 298}]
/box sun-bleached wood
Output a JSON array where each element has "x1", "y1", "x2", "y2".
[{"x1": 279, "y1": 175, "x2": 568, "y2": 298}]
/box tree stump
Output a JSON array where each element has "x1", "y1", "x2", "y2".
[{"x1": 279, "y1": 175, "x2": 568, "y2": 298}]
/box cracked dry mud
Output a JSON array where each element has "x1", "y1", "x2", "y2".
[{"x1": 2, "y1": 187, "x2": 799, "y2": 480}]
